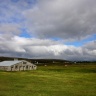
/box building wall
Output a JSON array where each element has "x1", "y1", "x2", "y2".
[
  {"x1": 0, "y1": 60, "x2": 37, "y2": 71},
  {"x1": 0, "y1": 66, "x2": 9, "y2": 71}
]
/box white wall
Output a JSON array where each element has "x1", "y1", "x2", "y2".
[{"x1": 9, "y1": 61, "x2": 37, "y2": 71}]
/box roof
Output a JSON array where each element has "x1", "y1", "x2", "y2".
[{"x1": 0, "y1": 61, "x2": 23, "y2": 66}]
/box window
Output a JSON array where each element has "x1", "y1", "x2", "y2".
[
  {"x1": 11, "y1": 66, "x2": 13, "y2": 71},
  {"x1": 15, "y1": 65, "x2": 18, "y2": 69},
  {"x1": 26, "y1": 65, "x2": 28, "y2": 69},
  {"x1": 23, "y1": 62, "x2": 26, "y2": 64}
]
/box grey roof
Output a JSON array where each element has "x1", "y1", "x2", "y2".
[{"x1": 0, "y1": 61, "x2": 23, "y2": 66}]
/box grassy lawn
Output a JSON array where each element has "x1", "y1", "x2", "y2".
[{"x1": 0, "y1": 64, "x2": 96, "y2": 96}]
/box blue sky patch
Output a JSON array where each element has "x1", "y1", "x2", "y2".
[
  {"x1": 11, "y1": 0, "x2": 19, "y2": 3},
  {"x1": 65, "y1": 34, "x2": 96, "y2": 47},
  {"x1": 20, "y1": 28, "x2": 32, "y2": 38}
]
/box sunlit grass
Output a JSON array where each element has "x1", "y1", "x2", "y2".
[{"x1": 0, "y1": 64, "x2": 96, "y2": 96}]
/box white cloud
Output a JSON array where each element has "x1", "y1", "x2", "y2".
[{"x1": 0, "y1": 36, "x2": 96, "y2": 60}]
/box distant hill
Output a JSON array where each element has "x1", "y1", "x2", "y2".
[
  {"x1": 0, "y1": 56, "x2": 71, "y2": 65},
  {"x1": 0, "y1": 56, "x2": 96, "y2": 65}
]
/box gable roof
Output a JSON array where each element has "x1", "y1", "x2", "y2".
[{"x1": 0, "y1": 61, "x2": 23, "y2": 66}]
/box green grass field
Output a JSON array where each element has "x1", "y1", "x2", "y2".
[{"x1": 0, "y1": 64, "x2": 96, "y2": 96}]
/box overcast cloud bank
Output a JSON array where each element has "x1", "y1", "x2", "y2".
[
  {"x1": 0, "y1": 35, "x2": 96, "y2": 61},
  {"x1": 0, "y1": 0, "x2": 96, "y2": 61}
]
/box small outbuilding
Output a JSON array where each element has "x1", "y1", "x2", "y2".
[{"x1": 0, "y1": 60, "x2": 37, "y2": 71}]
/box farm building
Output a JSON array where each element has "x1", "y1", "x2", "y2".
[{"x1": 0, "y1": 60, "x2": 37, "y2": 71}]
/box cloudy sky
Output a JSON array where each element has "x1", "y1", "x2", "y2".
[{"x1": 0, "y1": 0, "x2": 96, "y2": 61}]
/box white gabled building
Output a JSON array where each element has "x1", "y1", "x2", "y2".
[{"x1": 0, "y1": 60, "x2": 37, "y2": 71}]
